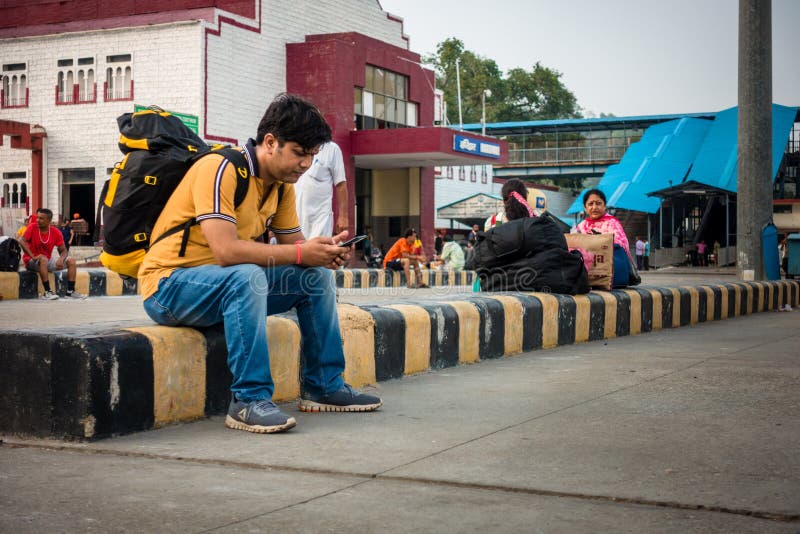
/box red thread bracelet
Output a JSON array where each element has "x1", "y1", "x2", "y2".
[{"x1": 294, "y1": 240, "x2": 305, "y2": 265}]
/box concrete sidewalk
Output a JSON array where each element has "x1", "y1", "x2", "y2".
[{"x1": 2, "y1": 310, "x2": 798, "y2": 532}]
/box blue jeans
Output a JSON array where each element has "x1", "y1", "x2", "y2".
[{"x1": 143, "y1": 264, "x2": 345, "y2": 402}]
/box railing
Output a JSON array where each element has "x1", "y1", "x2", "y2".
[
  {"x1": 508, "y1": 146, "x2": 628, "y2": 165},
  {"x1": 2, "y1": 95, "x2": 27, "y2": 107}
]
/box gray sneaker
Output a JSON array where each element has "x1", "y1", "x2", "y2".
[
  {"x1": 41, "y1": 290, "x2": 59, "y2": 300},
  {"x1": 65, "y1": 290, "x2": 87, "y2": 299},
  {"x1": 225, "y1": 396, "x2": 296, "y2": 433},
  {"x1": 299, "y1": 384, "x2": 382, "y2": 413}
]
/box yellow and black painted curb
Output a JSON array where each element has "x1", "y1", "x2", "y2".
[
  {"x1": 0, "y1": 268, "x2": 474, "y2": 299},
  {"x1": 0, "y1": 270, "x2": 139, "y2": 299},
  {"x1": 1, "y1": 280, "x2": 797, "y2": 440}
]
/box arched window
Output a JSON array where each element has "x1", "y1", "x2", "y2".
[
  {"x1": 105, "y1": 55, "x2": 133, "y2": 101},
  {"x1": 1, "y1": 63, "x2": 28, "y2": 107}
]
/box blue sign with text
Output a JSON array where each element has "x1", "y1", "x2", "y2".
[{"x1": 453, "y1": 134, "x2": 501, "y2": 159}]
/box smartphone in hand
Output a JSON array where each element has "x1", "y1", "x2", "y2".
[{"x1": 337, "y1": 235, "x2": 367, "y2": 247}]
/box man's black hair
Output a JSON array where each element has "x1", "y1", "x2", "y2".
[
  {"x1": 404, "y1": 228, "x2": 416, "y2": 238},
  {"x1": 255, "y1": 93, "x2": 332, "y2": 150},
  {"x1": 37, "y1": 208, "x2": 53, "y2": 219},
  {"x1": 583, "y1": 188, "x2": 606, "y2": 205}
]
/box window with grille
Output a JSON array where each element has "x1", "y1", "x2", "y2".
[
  {"x1": 1, "y1": 172, "x2": 27, "y2": 208},
  {"x1": 56, "y1": 57, "x2": 96, "y2": 104},
  {"x1": 1, "y1": 63, "x2": 28, "y2": 108},
  {"x1": 105, "y1": 54, "x2": 133, "y2": 101}
]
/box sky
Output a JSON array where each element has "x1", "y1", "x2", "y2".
[{"x1": 378, "y1": 0, "x2": 799, "y2": 118}]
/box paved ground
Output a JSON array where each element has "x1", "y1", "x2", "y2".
[
  {"x1": 0, "y1": 269, "x2": 745, "y2": 330},
  {"x1": 2, "y1": 306, "x2": 798, "y2": 532}
]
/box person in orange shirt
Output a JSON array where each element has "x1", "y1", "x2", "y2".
[{"x1": 383, "y1": 228, "x2": 428, "y2": 288}]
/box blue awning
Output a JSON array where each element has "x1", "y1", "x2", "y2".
[
  {"x1": 567, "y1": 104, "x2": 799, "y2": 215},
  {"x1": 567, "y1": 117, "x2": 712, "y2": 214},
  {"x1": 684, "y1": 104, "x2": 797, "y2": 193}
]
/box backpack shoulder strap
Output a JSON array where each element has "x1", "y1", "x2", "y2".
[
  {"x1": 150, "y1": 147, "x2": 252, "y2": 255},
  {"x1": 215, "y1": 147, "x2": 251, "y2": 208}
]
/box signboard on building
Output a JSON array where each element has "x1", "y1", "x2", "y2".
[
  {"x1": 134, "y1": 105, "x2": 199, "y2": 134},
  {"x1": 453, "y1": 134, "x2": 501, "y2": 159},
  {"x1": 437, "y1": 193, "x2": 503, "y2": 220}
]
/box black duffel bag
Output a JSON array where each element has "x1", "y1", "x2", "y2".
[
  {"x1": 466, "y1": 216, "x2": 567, "y2": 271},
  {"x1": 476, "y1": 248, "x2": 590, "y2": 295}
]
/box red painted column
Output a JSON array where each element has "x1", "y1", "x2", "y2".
[
  {"x1": 419, "y1": 166, "x2": 436, "y2": 258},
  {"x1": 30, "y1": 132, "x2": 45, "y2": 212}
]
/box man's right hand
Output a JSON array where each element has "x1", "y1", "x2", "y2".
[{"x1": 299, "y1": 234, "x2": 350, "y2": 268}]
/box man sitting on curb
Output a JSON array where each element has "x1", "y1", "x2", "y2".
[
  {"x1": 18, "y1": 208, "x2": 86, "y2": 300},
  {"x1": 139, "y1": 93, "x2": 381, "y2": 435},
  {"x1": 431, "y1": 233, "x2": 465, "y2": 271},
  {"x1": 382, "y1": 228, "x2": 429, "y2": 288}
]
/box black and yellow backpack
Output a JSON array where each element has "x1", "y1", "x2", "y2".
[{"x1": 95, "y1": 106, "x2": 251, "y2": 278}]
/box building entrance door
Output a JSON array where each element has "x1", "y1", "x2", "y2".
[{"x1": 61, "y1": 168, "x2": 95, "y2": 245}]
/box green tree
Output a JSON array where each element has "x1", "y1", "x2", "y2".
[
  {"x1": 494, "y1": 63, "x2": 581, "y2": 121},
  {"x1": 426, "y1": 39, "x2": 582, "y2": 124},
  {"x1": 425, "y1": 38, "x2": 504, "y2": 125}
]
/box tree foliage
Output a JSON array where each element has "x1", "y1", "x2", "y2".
[{"x1": 425, "y1": 38, "x2": 582, "y2": 124}]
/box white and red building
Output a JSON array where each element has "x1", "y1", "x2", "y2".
[{"x1": 0, "y1": 0, "x2": 506, "y2": 254}]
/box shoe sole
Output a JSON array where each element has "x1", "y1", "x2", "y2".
[
  {"x1": 224, "y1": 414, "x2": 296, "y2": 433},
  {"x1": 298, "y1": 399, "x2": 382, "y2": 413}
]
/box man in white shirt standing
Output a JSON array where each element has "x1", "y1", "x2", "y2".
[
  {"x1": 295, "y1": 141, "x2": 348, "y2": 238},
  {"x1": 635, "y1": 236, "x2": 645, "y2": 271}
]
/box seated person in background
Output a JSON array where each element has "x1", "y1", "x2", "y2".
[
  {"x1": 574, "y1": 188, "x2": 631, "y2": 258},
  {"x1": 70, "y1": 213, "x2": 89, "y2": 246},
  {"x1": 434, "y1": 229, "x2": 445, "y2": 257},
  {"x1": 431, "y1": 233, "x2": 465, "y2": 271},
  {"x1": 486, "y1": 179, "x2": 555, "y2": 230},
  {"x1": 412, "y1": 236, "x2": 428, "y2": 268},
  {"x1": 573, "y1": 188, "x2": 638, "y2": 287},
  {"x1": 501, "y1": 178, "x2": 536, "y2": 221},
  {"x1": 18, "y1": 208, "x2": 86, "y2": 300},
  {"x1": 383, "y1": 228, "x2": 428, "y2": 288}
]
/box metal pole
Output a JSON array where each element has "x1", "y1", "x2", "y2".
[
  {"x1": 481, "y1": 90, "x2": 486, "y2": 136},
  {"x1": 737, "y1": 0, "x2": 772, "y2": 280},
  {"x1": 455, "y1": 57, "x2": 463, "y2": 131}
]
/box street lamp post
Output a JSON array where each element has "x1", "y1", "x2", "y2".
[
  {"x1": 456, "y1": 57, "x2": 463, "y2": 130},
  {"x1": 481, "y1": 89, "x2": 492, "y2": 136}
]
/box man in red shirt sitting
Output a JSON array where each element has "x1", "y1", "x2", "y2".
[
  {"x1": 382, "y1": 228, "x2": 428, "y2": 289},
  {"x1": 18, "y1": 208, "x2": 85, "y2": 300}
]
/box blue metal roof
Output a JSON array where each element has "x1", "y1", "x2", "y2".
[
  {"x1": 567, "y1": 117, "x2": 713, "y2": 214},
  {"x1": 683, "y1": 104, "x2": 798, "y2": 193},
  {"x1": 566, "y1": 104, "x2": 799, "y2": 214}
]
